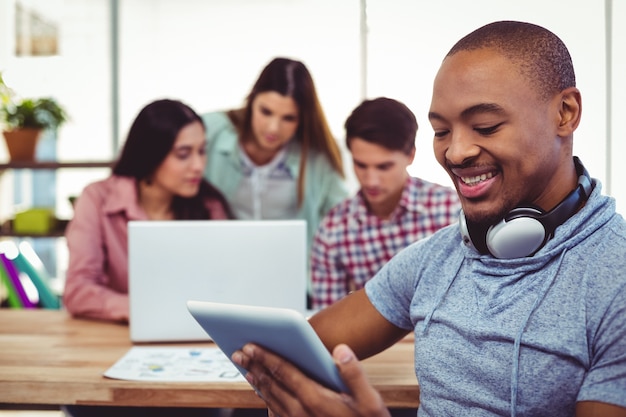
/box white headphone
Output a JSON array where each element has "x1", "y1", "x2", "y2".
[{"x1": 459, "y1": 157, "x2": 593, "y2": 259}]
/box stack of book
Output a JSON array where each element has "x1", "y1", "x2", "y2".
[{"x1": 0, "y1": 240, "x2": 60, "y2": 309}]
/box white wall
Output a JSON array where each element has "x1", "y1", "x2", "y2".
[
  {"x1": 117, "y1": 0, "x2": 362, "y2": 141},
  {"x1": 610, "y1": 0, "x2": 626, "y2": 214}
]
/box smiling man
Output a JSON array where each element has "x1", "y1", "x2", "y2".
[
  {"x1": 233, "y1": 21, "x2": 626, "y2": 417},
  {"x1": 310, "y1": 97, "x2": 460, "y2": 309}
]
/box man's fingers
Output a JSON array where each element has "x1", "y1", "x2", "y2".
[
  {"x1": 234, "y1": 344, "x2": 308, "y2": 416},
  {"x1": 233, "y1": 343, "x2": 390, "y2": 417}
]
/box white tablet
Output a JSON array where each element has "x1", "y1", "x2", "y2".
[{"x1": 186, "y1": 300, "x2": 348, "y2": 393}]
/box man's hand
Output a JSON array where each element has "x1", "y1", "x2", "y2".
[{"x1": 232, "y1": 343, "x2": 391, "y2": 417}]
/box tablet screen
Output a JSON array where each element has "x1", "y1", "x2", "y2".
[{"x1": 187, "y1": 300, "x2": 348, "y2": 393}]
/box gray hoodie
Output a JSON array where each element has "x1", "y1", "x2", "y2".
[{"x1": 366, "y1": 178, "x2": 626, "y2": 417}]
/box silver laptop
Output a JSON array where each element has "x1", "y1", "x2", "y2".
[{"x1": 128, "y1": 220, "x2": 307, "y2": 343}]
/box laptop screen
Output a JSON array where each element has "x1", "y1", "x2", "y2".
[{"x1": 128, "y1": 219, "x2": 307, "y2": 343}]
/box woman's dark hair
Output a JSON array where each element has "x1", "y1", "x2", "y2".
[
  {"x1": 227, "y1": 57, "x2": 344, "y2": 206},
  {"x1": 113, "y1": 99, "x2": 232, "y2": 219}
]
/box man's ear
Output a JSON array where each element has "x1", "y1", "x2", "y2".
[
  {"x1": 557, "y1": 87, "x2": 582, "y2": 136},
  {"x1": 407, "y1": 147, "x2": 416, "y2": 165}
]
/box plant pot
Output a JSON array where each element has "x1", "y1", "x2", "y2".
[{"x1": 2, "y1": 128, "x2": 42, "y2": 161}]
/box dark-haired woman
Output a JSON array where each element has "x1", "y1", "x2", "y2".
[{"x1": 64, "y1": 98, "x2": 231, "y2": 323}]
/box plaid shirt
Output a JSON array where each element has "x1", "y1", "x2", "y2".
[{"x1": 311, "y1": 176, "x2": 461, "y2": 309}]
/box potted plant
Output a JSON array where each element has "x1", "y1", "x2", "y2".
[{"x1": 1, "y1": 72, "x2": 68, "y2": 161}]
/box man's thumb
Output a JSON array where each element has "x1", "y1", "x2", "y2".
[{"x1": 333, "y1": 344, "x2": 368, "y2": 393}]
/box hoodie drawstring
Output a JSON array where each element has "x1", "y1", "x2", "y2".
[
  {"x1": 422, "y1": 254, "x2": 464, "y2": 334},
  {"x1": 510, "y1": 249, "x2": 567, "y2": 417}
]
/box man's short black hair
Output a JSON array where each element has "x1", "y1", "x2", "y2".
[{"x1": 446, "y1": 20, "x2": 575, "y2": 101}]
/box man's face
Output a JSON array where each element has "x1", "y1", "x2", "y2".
[
  {"x1": 428, "y1": 48, "x2": 565, "y2": 226},
  {"x1": 350, "y1": 137, "x2": 414, "y2": 218}
]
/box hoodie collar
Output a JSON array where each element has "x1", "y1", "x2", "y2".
[{"x1": 462, "y1": 179, "x2": 610, "y2": 269}]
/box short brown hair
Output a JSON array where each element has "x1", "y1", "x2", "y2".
[{"x1": 345, "y1": 97, "x2": 417, "y2": 155}]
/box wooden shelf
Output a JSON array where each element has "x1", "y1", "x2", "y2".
[
  {"x1": 0, "y1": 219, "x2": 69, "y2": 238},
  {"x1": 0, "y1": 160, "x2": 114, "y2": 170},
  {"x1": 0, "y1": 162, "x2": 111, "y2": 237}
]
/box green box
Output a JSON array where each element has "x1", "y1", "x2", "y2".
[{"x1": 13, "y1": 208, "x2": 57, "y2": 234}]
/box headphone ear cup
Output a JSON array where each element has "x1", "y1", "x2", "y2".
[
  {"x1": 459, "y1": 210, "x2": 474, "y2": 249},
  {"x1": 486, "y1": 207, "x2": 547, "y2": 258},
  {"x1": 459, "y1": 209, "x2": 491, "y2": 254}
]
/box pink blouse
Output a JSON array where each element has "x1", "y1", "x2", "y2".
[{"x1": 63, "y1": 175, "x2": 228, "y2": 322}]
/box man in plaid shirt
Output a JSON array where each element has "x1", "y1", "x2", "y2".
[{"x1": 311, "y1": 97, "x2": 461, "y2": 309}]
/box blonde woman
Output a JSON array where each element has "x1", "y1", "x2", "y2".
[{"x1": 202, "y1": 57, "x2": 349, "y2": 249}]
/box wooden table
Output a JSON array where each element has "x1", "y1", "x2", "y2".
[{"x1": 0, "y1": 310, "x2": 419, "y2": 409}]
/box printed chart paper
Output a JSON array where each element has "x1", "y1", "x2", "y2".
[{"x1": 104, "y1": 346, "x2": 245, "y2": 382}]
